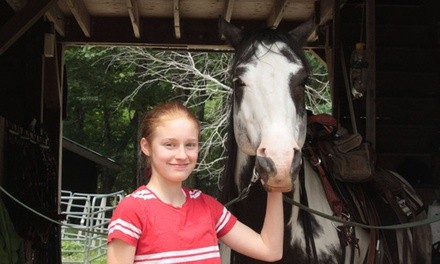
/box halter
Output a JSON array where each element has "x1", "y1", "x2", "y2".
[{"x1": 224, "y1": 168, "x2": 260, "y2": 208}]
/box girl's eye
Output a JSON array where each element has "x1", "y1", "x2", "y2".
[
  {"x1": 186, "y1": 143, "x2": 197, "y2": 149},
  {"x1": 164, "y1": 142, "x2": 175, "y2": 148}
]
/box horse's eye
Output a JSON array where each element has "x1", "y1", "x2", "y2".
[{"x1": 233, "y1": 78, "x2": 246, "y2": 88}]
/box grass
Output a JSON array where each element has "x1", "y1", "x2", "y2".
[{"x1": 61, "y1": 232, "x2": 107, "y2": 263}]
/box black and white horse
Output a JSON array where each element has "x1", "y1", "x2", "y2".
[{"x1": 218, "y1": 17, "x2": 432, "y2": 264}]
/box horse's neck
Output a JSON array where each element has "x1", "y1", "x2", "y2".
[
  {"x1": 288, "y1": 159, "x2": 334, "y2": 229},
  {"x1": 285, "y1": 159, "x2": 339, "y2": 249}
]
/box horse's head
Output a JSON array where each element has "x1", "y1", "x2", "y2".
[{"x1": 220, "y1": 18, "x2": 315, "y2": 192}]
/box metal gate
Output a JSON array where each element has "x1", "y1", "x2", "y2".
[{"x1": 60, "y1": 190, "x2": 125, "y2": 263}]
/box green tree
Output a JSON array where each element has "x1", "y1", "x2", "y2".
[
  {"x1": 64, "y1": 46, "x2": 175, "y2": 193},
  {"x1": 305, "y1": 52, "x2": 332, "y2": 114}
]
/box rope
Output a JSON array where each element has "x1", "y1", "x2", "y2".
[
  {"x1": 282, "y1": 194, "x2": 440, "y2": 230},
  {"x1": 0, "y1": 185, "x2": 108, "y2": 237},
  {"x1": 3, "y1": 177, "x2": 440, "y2": 234}
]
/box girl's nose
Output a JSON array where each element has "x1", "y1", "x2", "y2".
[{"x1": 175, "y1": 146, "x2": 188, "y2": 159}]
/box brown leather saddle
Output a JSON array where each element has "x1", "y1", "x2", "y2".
[{"x1": 305, "y1": 114, "x2": 425, "y2": 263}]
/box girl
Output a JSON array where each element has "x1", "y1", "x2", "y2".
[{"x1": 107, "y1": 101, "x2": 284, "y2": 263}]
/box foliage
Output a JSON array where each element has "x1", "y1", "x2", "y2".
[
  {"x1": 61, "y1": 239, "x2": 106, "y2": 263},
  {"x1": 63, "y1": 46, "x2": 330, "y2": 197},
  {"x1": 305, "y1": 52, "x2": 332, "y2": 114},
  {"x1": 64, "y1": 46, "x2": 177, "y2": 193}
]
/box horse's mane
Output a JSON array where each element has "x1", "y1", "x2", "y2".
[
  {"x1": 218, "y1": 103, "x2": 238, "y2": 205},
  {"x1": 231, "y1": 27, "x2": 310, "y2": 76}
]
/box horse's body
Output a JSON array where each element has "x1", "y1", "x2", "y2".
[{"x1": 218, "y1": 17, "x2": 432, "y2": 264}]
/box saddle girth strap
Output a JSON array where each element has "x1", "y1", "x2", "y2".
[{"x1": 304, "y1": 142, "x2": 345, "y2": 216}]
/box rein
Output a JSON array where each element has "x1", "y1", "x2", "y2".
[
  {"x1": 282, "y1": 195, "x2": 440, "y2": 229},
  {"x1": 223, "y1": 172, "x2": 440, "y2": 229}
]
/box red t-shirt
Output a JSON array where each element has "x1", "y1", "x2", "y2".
[{"x1": 108, "y1": 186, "x2": 237, "y2": 263}]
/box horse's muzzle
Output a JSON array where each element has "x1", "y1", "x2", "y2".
[
  {"x1": 256, "y1": 156, "x2": 293, "y2": 192},
  {"x1": 255, "y1": 150, "x2": 302, "y2": 192}
]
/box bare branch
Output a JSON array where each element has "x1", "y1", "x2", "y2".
[{"x1": 106, "y1": 48, "x2": 330, "y2": 189}]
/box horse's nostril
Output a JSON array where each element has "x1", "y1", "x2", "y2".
[
  {"x1": 257, "y1": 147, "x2": 266, "y2": 156},
  {"x1": 256, "y1": 156, "x2": 276, "y2": 177}
]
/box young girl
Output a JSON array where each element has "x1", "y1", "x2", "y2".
[{"x1": 107, "y1": 101, "x2": 284, "y2": 263}]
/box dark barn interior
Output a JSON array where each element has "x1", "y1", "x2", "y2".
[{"x1": 0, "y1": 0, "x2": 438, "y2": 262}]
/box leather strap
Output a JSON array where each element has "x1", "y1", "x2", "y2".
[
  {"x1": 304, "y1": 142, "x2": 345, "y2": 216},
  {"x1": 307, "y1": 114, "x2": 337, "y2": 140},
  {"x1": 307, "y1": 114, "x2": 338, "y2": 127},
  {"x1": 354, "y1": 186, "x2": 378, "y2": 264},
  {"x1": 304, "y1": 142, "x2": 363, "y2": 259}
]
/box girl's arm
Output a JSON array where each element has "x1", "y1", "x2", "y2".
[
  {"x1": 107, "y1": 239, "x2": 136, "y2": 264},
  {"x1": 219, "y1": 192, "x2": 284, "y2": 262}
]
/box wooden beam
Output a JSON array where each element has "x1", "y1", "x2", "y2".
[
  {"x1": 42, "y1": 44, "x2": 61, "y2": 109},
  {"x1": 45, "y1": 4, "x2": 66, "y2": 37},
  {"x1": 324, "y1": 24, "x2": 334, "y2": 111},
  {"x1": 266, "y1": 0, "x2": 288, "y2": 28},
  {"x1": 319, "y1": 0, "x2": 334, "y2": 25},
  {"x1": 223, "y1": 0, "x2": 235, "y2": 22},
  {"x1": 126, "y1": 0, "x2": 141, "y2": 38},
  {"x1": 58, "y1": 17, "x2": 318, "y2": 49},
  {"x1": 366, "y1": 0, "x2": 376, "y2": 147},
  {"x1": 173, "y1": 0, "x2": 181, "y2": 39},
  {"x1": 0, "y1": 0, "x2": 57, "y2": 55},
  {"x1": 5, "y1": 0, "x2": 26, "y2": 10},
  {"x1": 65, "y1": 0, "x2": 91, "y2": 38},
  {"x1": 307, "y1": 0, "x2": 334, "y2": 43},
  {"x1": 0, "y1": 117, "x2": 5, "y2": 186},
  {"x1": 63, "y1": 138, "x2": 121, "y2": 171},
  {"x1": 331, "y1": 0, "x2": 341, "y2": 120},
  {"x1": 6, "y1": 0, "x2": 66, "y2": 37},
  {"x1": 220, "y1": 0, "x2": 235, "y2": 40}
]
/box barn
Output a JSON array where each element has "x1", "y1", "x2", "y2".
[{"x1": 0, "y1": 0, "x2": 438, "y2": 262}]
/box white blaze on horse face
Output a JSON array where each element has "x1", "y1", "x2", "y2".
[{"x1": 234, "y1": 41, "x2": 305, "y2": 188}]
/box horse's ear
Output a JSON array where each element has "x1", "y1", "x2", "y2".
[
  {"x1": 218, "y1": 16, "x2": 243, "y2": 49},
  {"x1": 288, "y1": 15, "x2": 316, "y2": 46}
]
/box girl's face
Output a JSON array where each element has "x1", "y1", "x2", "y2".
[{"x1": 141, "y1": 117, "x2": 199, "y2": 184}]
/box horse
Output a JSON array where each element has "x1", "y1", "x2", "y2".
[{"x1": 217, "y1": 17, "x2": 432, "y2": 264}]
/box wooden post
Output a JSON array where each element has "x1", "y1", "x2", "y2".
[
  {"x1": 0, "y1": 117, "x2": 5, "y2": 186},
  {"x1": 366, "y1": 0, "x2": 376, "y2": 147},
  {"x1": 331, "y1": 0, "x2": 341, "y2": 121}
]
